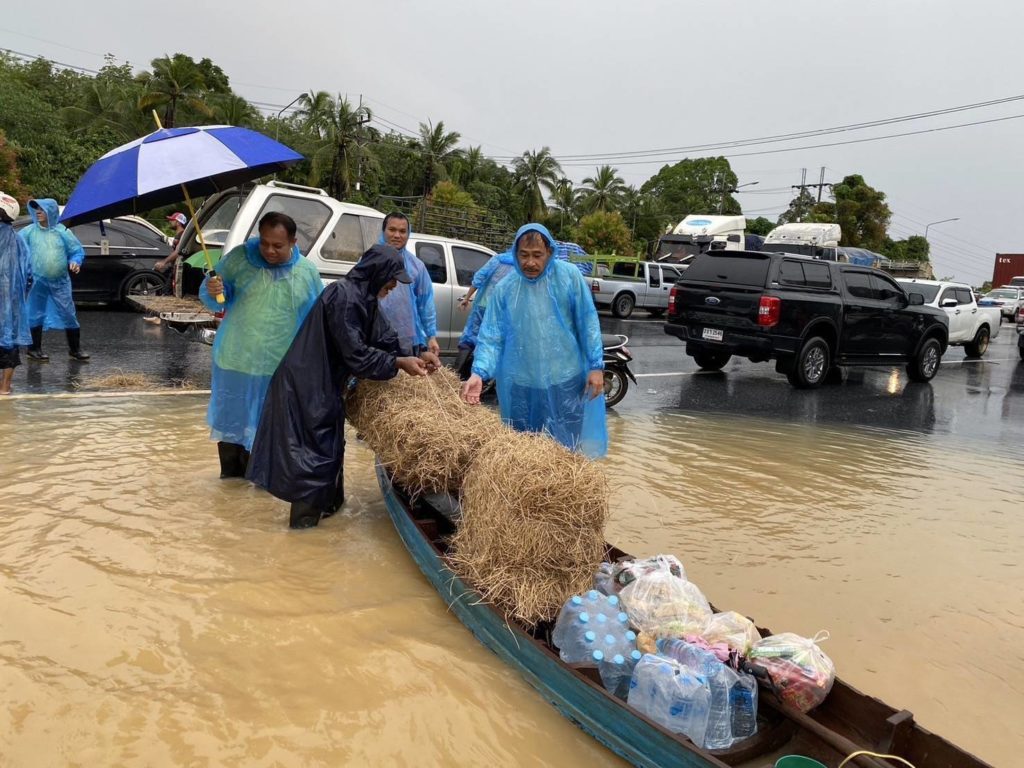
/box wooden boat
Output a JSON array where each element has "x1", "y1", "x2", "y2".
[{"x1": 375, "y1": 463, "x2": 992, "y2": 768}]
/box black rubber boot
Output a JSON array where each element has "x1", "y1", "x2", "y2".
[
  {"x1": 217, "y1": 441, "x2": 249, "y2": 478},
  {"x1": 66, "y1": 328, "x2": 90, "y2": 361},
  {"x1": 322, "y1": 469, "x2": 346, "y2": 520},
  {"x1": 27, "y1": 327, "x2": 48, "y2": 362},
  {"x1": 289, "y1": 501, "x2": 322, "y2": 530}
]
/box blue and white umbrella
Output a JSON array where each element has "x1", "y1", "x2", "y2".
[{"x1": 60, "y1": 125, "x2": 304, "y2": 226}]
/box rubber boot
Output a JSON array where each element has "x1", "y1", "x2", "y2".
[
  {"x1": 322, "y1": 468, "x2": 345, "y2": 520},
  {"x1": 217, "y1": 441, "x2": 249, "y2": 478},
  {"x1": 27, "y1": 327, "x2": 48, "y2": 362},
  {"x1": 289, "y1": 501, "x2": 322, "y2": 530},
  {"x1": 66, "y1": 328, "x2": 90, "y2": 361}
]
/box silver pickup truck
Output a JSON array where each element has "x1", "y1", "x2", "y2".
[
  {"x1": 589, "y1": 261, "x2": 686, "y2": 319},
  {"x1": 175, "y1": 181, "x2": 494, "y2": 352}
]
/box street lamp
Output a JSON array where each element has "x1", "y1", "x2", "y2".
[
  {"x1": 273, "y1": 94, "x2": 305, "y2": 180},
  {"x1": 720, "y1": 181, "x2": 759, "y2": 213},
  {"x1": 924, "y1": 217, "x2": 959, "y2": 241}
]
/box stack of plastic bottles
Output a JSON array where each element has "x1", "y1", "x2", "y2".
[
  {"x1": 552, "y1": 591, "x2": 639, "y2": 671},
  {"x1": 656, "y1": 638, "x2": 758, "y2": 749},
  {"x1": 627, "y1": 654, "x2": 711, "y2": 745}
]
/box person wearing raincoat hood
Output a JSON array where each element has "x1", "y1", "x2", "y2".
[
  {"x1": 19, "y1": 198, "x2": 89, "y2": 361},
  {"x1": 0, "y1": 192, "x2": 30, "y2": 394},
  {"x1": 247, "y1": 244, "x2": 440, "y2": 530},
  {"x1": 461, "y1": 223, "x2": 608, "y2": 458},
  {"x1": 199, "y1": 212, "x2": 323, "y2": 478},
  {"x1": 378, "y1": 212, "x2": 440, "y2": 357}
]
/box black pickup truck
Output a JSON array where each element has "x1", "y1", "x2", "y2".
[{"x1": 664, "y1": 251, "x2": 949, "y2": 388}]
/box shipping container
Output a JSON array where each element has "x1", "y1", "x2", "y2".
[{"x1": 993, "y1": 253, "x2": 1024, "y2": 287}]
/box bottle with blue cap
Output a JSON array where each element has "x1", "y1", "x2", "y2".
[
  {"x1": 553, "y1": 591, "x2": 632, "y2": 663},
  {"x1": 598, "y1": 648, "x2": 644, "y2": 699}
]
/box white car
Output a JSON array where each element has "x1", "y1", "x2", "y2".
[
  {"x1": 898, "y1": 279, "x2": 1001, "y2": 358},
  {"x1": 980, "y1": 287, "x2": 1024, "y2": 320}
]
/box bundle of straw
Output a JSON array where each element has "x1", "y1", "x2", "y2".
[
  {"x1": 346, "y1": 367, "x2": 506, "y2": 497},
  {"x1": 449, "y1": 433, "x2": 609, "y2": 627}
]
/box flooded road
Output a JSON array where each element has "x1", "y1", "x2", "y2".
[{"x1": 1, "y1": 392, "x2": 1020, "y2": 766}]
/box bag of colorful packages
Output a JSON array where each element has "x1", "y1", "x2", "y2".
[
  {"x1": 595, "y1": 555, "x2": 686, "y2": 595},
  {"x1": 619, "y1": 569, "x2": 711, "y2": 634},
  {"x1": 746, "y1": 631, "x2": 835, "y2": 712},
  {"x1": 703, "y1": 611, "x2": 761, "y2": 656}
]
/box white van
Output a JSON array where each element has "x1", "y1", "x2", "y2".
[{"x1": 177, "y1": 181, "x2": 495, "y2": 352}]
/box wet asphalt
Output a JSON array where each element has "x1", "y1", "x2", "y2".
[{"x1": 9, "y1": 306, "x2": 1024, "y2": 451}]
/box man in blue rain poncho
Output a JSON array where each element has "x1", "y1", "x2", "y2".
[
  {"x1": 456, "y1": 248, "x2": 516, "y2": 350},
  {"x1": 461, "y1": 223, "x2": 608, "y2": 458},
  {"x1": 378, "y1": 212, "x2": 440, "y2": 356},
  {"x1": 247, "y1": 244, "x2": 437, "y2": 530},
  {"x1": 19, "y1": 198, "x2": 89, "y2": 362},
  {"x1": 0, "y1": 192, "x2": 30, "y2": 395},
  {"x1": 199, "y1": 212, "x2": 323, "y2": 479}
]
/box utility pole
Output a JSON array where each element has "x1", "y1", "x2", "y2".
[{"x1": 790, "y1": 166, "x2": 829, "y2": 221}]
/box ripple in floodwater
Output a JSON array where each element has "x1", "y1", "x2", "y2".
[{"x1": 0, "y1": 394, "x2": 1020, "y2": 767}]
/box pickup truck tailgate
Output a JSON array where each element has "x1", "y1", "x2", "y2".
[{"x1": 669, "y1": 252, "x2": 771, "y2": 336}]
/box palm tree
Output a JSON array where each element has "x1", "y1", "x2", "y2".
[
  {"x1": 580, "y1": 165, "x2": 627, "y2": 213},
  {"x1": 296, "y1": 91, "x2": 372, "y2": 199},
  {"x1": 418, "y1": 120, "x2": 462, "y2": 194},
  {"x1": 453, "y1": 145, "x2": 484, "y2": 187},
  {"x1": 210, "y1": 93, "x2": 259, "y2": 127},
  {"x1": 137, "y1": 55, "x2": 213, "y2": 128},
  {"x1": 513, "y1": 147, "x2": 563, "y2": 222},
  {"x1": 61, "y1": 81, "x2": 144, "y2": 140}
]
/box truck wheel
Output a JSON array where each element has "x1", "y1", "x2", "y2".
[
  {"x1": 691, "y1": 348, "x2": 731, "y2": 371},
  {"x1": 603, "y1": 369, "x2": 629, "y2": 407},
  {"x1": 786, "y1": 336, "x2": 830, "y2": 389},
  {"x1": 612, "y1": 293, "x2": 635, "y2": 319},
  {"x1": 647, "y1": 308, "x2": 665, "y2": 318},
  {"x1": 963, "y1": 326, "x2": 990, "y2": 358},
  {"x1": 907, "y1": 337, "x2": 942, "y2": 382}
]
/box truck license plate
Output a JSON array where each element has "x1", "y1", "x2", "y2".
[{"x1": 702, "y1": 327, "x2": 724, "y2": 342}]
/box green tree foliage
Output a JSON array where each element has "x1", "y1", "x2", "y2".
[
  {"x1": 620, "y1": 187, "x2": 664, "y2": 255},
  {"x1": 0, "y1": 131, "x2": 29, "y2": 200},
  {"x1": 513, "y1": 147, "x2": 562, "y2": 222},
  {"x1": 640, "y1": 157, "x2": 740, "y2": 218},
  {"x1": 777, "y1": 189, "x2": 823, "y2": 225},
  {"x1": 137, "y1": 54, "x2": 215, "y2": 128},
  {"x1": 882, "y1": 235, "x2": 930, "y2": 262},
  {"x1": 417, "y1": 120, "x2": 462, "y2": 195},
  {"x1": 830, "y1": 174, "x2": 891, "y2": 250},
  {"x1": 580, "y1": 165, "x2": 627, "y2": 213},
  {"x1": 746, "y1": 216, "x2": 776, "y2": 236},
  {"x1": 296, "y1": 91, "x2": 372, "y2": 200},
  {"x1": 573, "y1": 211, "x2": 634, "y2": 256}
]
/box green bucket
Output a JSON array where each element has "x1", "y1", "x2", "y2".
[{"x1": 775, "y1": 758, "x2": 828, "y2": 768}]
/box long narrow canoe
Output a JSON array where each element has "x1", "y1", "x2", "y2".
[{"x1": 375, "y1": 463, "x2": 992, "y2": 768}]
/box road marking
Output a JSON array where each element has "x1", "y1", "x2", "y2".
[
  {"x1": 3, "y1": 389, "x2": 210, "y2": 401},
  {"x1": 634, "y1": 371, "x2": 698, "y2": 378}
]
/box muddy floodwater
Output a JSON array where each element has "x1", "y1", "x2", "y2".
[{"x1": 1, "y1": 393, "x2": 1020, "y2": 767}]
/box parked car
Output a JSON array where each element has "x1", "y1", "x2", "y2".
[
  {"x1": 897, "y1": 279, "x2": 1000, "y2": 358},
  {"x1": 589, "y1": 260, "x2": 687, "y2": 319},
  {"x1": 665, "y1": 250, "x2": 949, "y2": 388},
  {"x1": 175, "y1": 182, "x2": 494, "y2": 352},
  {"x1": 1016, "y1": 305, "x2": 1024, "y2": 360},
  {"x1": 15, "y1": 214, "x2": 172, "y2": 304},
  {"x1": 979, "y1": 287, "x2": 1023, "y2": 320}
]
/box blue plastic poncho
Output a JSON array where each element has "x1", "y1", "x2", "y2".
[
  {"x1": 472, "y1": 223, "x2": 607, "y2": 458},
  {"x1": 556, "y1": 240, "x2": 593, "y2": 276},
  {"x1": 0, "y1": 222, "x2": 31, "y2": 349},
  {"x1": 377, "y1": 232, "x2": 437, "y2": 352},
  {"x1": 459, "y1": 249, "x2": 515, "y2": 349},
  {"x1": 199, "y1": 237, "x2": 323, "y2": 450},
  {"x1": 21, "y1": 198, "x2": 85, "y2": 331}
]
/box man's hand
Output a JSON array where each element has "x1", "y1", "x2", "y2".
[
  {"x1": 419, "y1": 350, "x2": 441, "y2": 373},
  {"x1": 586, "y1": 370, "x2": 605, "y2": 400},
  {"x1": 461, "y1": 374, "x2": 484, "y2": 404},
  {"x1": 68, "y1": 262, "x2": 80, "y2": 275},
  {"x1": 206, "y1": 275, "x2": 224, "y2": 297},
  {"x1": 397, "y1": 356, "x2": 428, "y2": 376},
  {"x1": 458, "y1": 294, "x2": 472, "y2": 310},
  {"x1": 427, "y1": 337, "x2": 441, "y2": 357}
]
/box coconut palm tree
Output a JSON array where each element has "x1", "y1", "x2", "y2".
[
  {"x1": 418, "y1": 120, "x2": 462, "y2": 194},
  {"x1": 136, "y1": 55, "x2": 213, "y2": 128},
  {"x1": 580, "y1": 165, "x2": 627, "y2": 213},
  {"x1": 296, "y1": 91, "x2": 372, "y2": 199},
  {"x1": 513, "y1": 147, "x2": 563, "y2": 222},
  {"x1": 61, "y1": 80, "x2": 145, "y2": 140},
  {"x1": 210, "y1": 93, "x2": 259, "y2": 127},
  {"x1": 453, "y1": 145, "x2": 484, "y2": 187}
]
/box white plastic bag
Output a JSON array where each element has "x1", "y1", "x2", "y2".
[
  {"x1": 747, "y1": 631, "x2": 835, "y2": 712},
  {"x1": 620, "y1": 569, "x2": 711, "y2": 634}
]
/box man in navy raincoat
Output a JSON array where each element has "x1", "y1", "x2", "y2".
[
  {"x1": 247, "y1": 244, "x2": 438, "y2": 529},
  {"x1": 19, "y1": 198, "x2": 89, "y2": 361},
  {"x1": 0, "y1": 192, "x2": 30, "y2": 394},
  {"x1": 378, "y1": 212, "x2": 439, "y2": 356},
  {"x1": 461, "y1": 223, "x2": 608, "y2": 458}
]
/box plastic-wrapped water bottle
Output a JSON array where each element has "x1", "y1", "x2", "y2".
[
  {"x1": 599, "y1": 649, "x2": 643, "y2": 699},
  {"x1": 667, "y1": 668, "x2": 712, "y2": 745},
  {"x1": 553, "y1": 592, "x2": 627, "y2": 663},
  {"x1": 729, "y1": 677, "x2": 758, "y2": 740},
  {"x1": 627, "y1": 654, "x2": 711, "y2": 746}
]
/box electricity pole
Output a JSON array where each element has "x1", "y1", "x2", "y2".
[{"x1": 790, "y1": 167, "x2": 829, "y2": 221}]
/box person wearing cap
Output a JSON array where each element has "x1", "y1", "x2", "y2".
[
  {"x1": 198, "y1": 211, "x2": 323, "y2": 480},
  {"x1": 0, "y1": 192, "x2": 31, "y2": 394},
  {"x1": 247, "y1": 243, "x2": 439, "y2": 529},
  {"x1": 377, "y1": 212, "x2": 440, "y2": 357},
  {"x1": 154, "y1": 212, "x2": 187, "y2": 274},
  {"x1": 19, "y1": 198, "x2": 89, "y2": 362}
]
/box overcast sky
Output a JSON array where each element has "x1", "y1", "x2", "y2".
[{"x1": 4, "y1": 0, "x2": 1023, "y2": 284}]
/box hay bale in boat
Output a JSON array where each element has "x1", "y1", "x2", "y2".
[
  {"x1": 346, "y1": 367, "x2": 506, "y2": 497},
  {"x1": 449, "y1": 432, "x2": 609, "y2": 627}
]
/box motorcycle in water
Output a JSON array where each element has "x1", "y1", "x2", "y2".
[{"x1": 602, "y1": 334, "x2": 636, "y2": 407}]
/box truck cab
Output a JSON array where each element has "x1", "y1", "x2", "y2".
[
  {"x1": 654, "y1": 214, "x2": 746, "y2": 263},
  {"x1": 762, "y1": 222, "x2": 842, "y2": 262}
]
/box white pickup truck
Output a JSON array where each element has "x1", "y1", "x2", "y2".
[
  {"x1": 589, "y1": 261, "x2": 687, "y2": 319},
  {"x1": 898, "y1": 278, "x2": 1000, "y2": 357},
  {"x1": 174, "y1": 181, "x2": 494, "y2": 352}
]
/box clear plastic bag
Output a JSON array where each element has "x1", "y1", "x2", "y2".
[
  {"x1": 703, "y1": 611, "x2": 761, "y2": 656},
  {"x1": 619, "y1": 569, "x2": 711, "y2": 634},
  {"x1": 747, "y1": 631, "x2": 835, "y2": 712},
  {"x1": 595, "y1": 555, "x2": 686, "y2": 595}
]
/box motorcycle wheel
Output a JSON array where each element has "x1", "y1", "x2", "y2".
[{"x1": 604, "y1": 368, "x2": 629, "y2": 408}]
